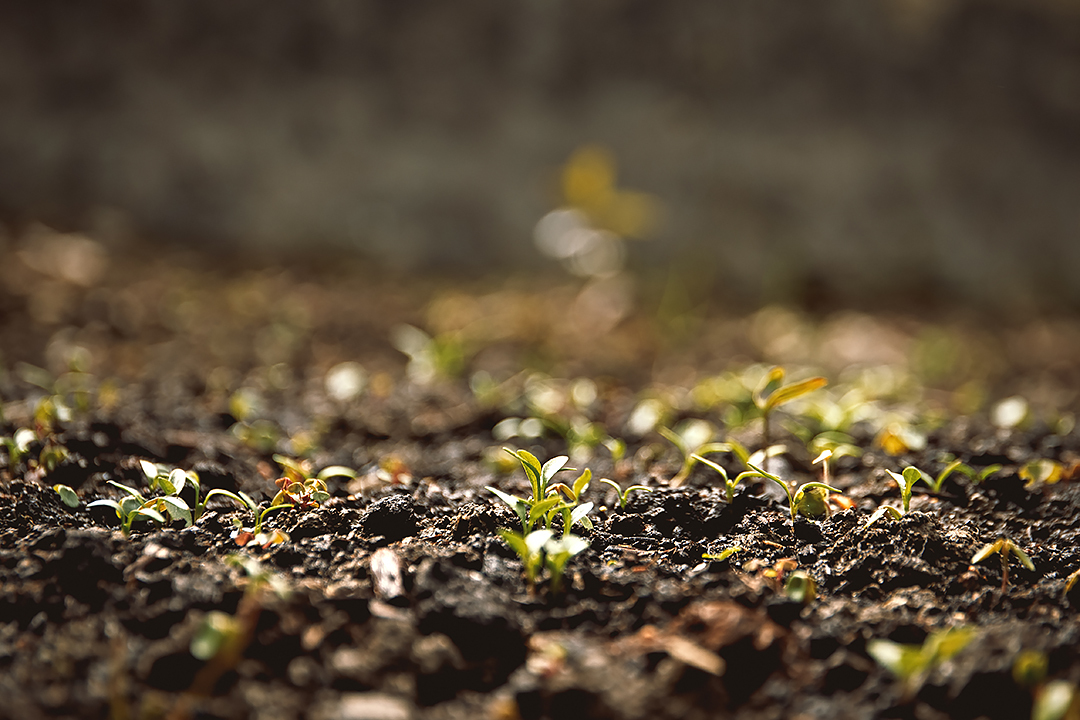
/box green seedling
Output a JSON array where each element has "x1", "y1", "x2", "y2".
[
  {"x1": 488, "y1": 449, "x2": 591, "y2": 535},
  {"x1": 176, "y1": 555, "x2": 290, "y2": 720},
  {"x1": 690, "y1": 454, "x2": 774, "y2": 503},
  {"x1": 702, "y1": 546, "x2": 742, "y2": 562},
  {"x1": 547, "y1": 464, "x2": 595, "y2": 536},
  {"x1": 88, "y1": 481, "x2": 170, "y2": 537},
  {"x1": 972, "y1": 536, "x2": 1035, "y2": 592},
  {"x1": 867, "y1": 626, "x2": 976, "y2": 698},
  {"x1": 752, "y1": 367, "x2": 827, "y2": 473},
  {"x1": 270, "y1": 454, "x2": 334, "y2": 509},
  {"x1": 1, "y1": 427, "x2": 36, "y2": 466},
  {"x1": 659, "y1": 424, "x2": 751, "y2": 488},
  {"x1": 758, "y1": 463, "x2": 840, "y2": 523},
  {"x1": 53, "y1": 484, "x2": 79, "y2": 508},
  {"x1": 499, "y1": 528, "x2": 552, "y2": 588},
  {"x1": 602, "y1": 437, "x2": 626, "y2": 462},
  {"x1": 807, "y1": 430, "x2": 863, "y2": 462},
  {"x1": 138, "y1": 460, "x2": 292, "y2": 537},
  {"x1": 2, "y1": 425, "x2": 69, "y2": 473},
  {"x1": 785, "y1": 570, "x2": 817, "y2": 605},
  {"x1": 497, "y1": 529, "x2": 589, "y2": 595},
  {"x1": 599, "y1": 478, "x2": 652, "y2": 509},
  {"x1": 1021, "y1": 458, "x2": 1063, "y2": 489},
  {"x1": 912, "y1": 458, "x2": 1003, "y2": 494},
  {"x1": 545, "y1": 533, "x2": 589, "y2": 595},
  {"x1": 865, "y1": 466, "x2": 923, "y2": 528}
]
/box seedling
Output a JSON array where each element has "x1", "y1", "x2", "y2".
[
  {"x1": 971, "y1": 536, "x2": 1035, "y2": 592},
  {"x1": 497, "y1": 529, "x2": 588, "y2": 595},
  {"x1": 658, "y1": 423, "x2": 750, "y2": 488},
  {"x1": 599, "y1": 478, "x2": 652, "y2": 509},
  {"x1": 544, "y1": 534, "x2": 589, "y2": 595},
  {"x1": 785, "y1": 570, "x2": 817, "y2": 605},
  {"x1": 488, "y1": 449, "x2": 591, "y2": 535},
  {"x1": 137, "y1": 460, "x2": 293, "y2": 538},
  {"x1": 864, "y1": 466, "x2": 922, "y2": 528},
  {"x1": 867, "y1": 626, "x2": 976, "y2": 697},
  {"x1": 752, "y1": 367, "x2": 827, "y2": 473},
  {"x1": 498, "y1": 528, "x2": 553, "y2": 588},
  {"x1": 758, "y1": 463, "x2": 841, "y2": 523},
  {"x1": 690, "y1": 454, "x2": 775, "y2": 503},
  {"x1": 1021, "y1": 458, "x2": 1064, "y2": 489},
  {"x1": 702, "y1": 546, "x2": 742, "y2": 562},
  {"x1": 88, "y1": 481, "x2": 170, "y2": 537},
  {"x1": 904, "y1": 457, "x2": 1003, "y2": 495},
  {"x1": 175, "y1": 556, "x2": 290, "y2": 720},
  {"x1": 807, "y1": 430, "x2": 863, "y2": 464},
  {"x1": 269, "y1": 454, "x2": 334, "y2": 509},
  {"x1": 2, "y1": 426, "x2": 69, "y2": 474},
  {"x1": 1, "y1": 427, "x2": 36, "y2": 466},
  {"x1": 52, "y1": 484, "x2": 79, "y2": 508}
]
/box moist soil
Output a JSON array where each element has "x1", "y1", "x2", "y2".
[{"x1": 2, "y1": 250, "x2": 1080, "y2": 720}]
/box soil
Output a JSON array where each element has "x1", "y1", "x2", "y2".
[{"x1": 2, "y1": 246, "x2": 1080, "y2": 720}]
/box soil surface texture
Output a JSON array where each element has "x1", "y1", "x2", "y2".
[{"x1": 2, "y1": 246, "x2": 1080, "y2": 720}]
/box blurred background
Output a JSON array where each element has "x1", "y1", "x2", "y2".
[{"x1": 2, "y1": 0, "x2": 1080, "y2": 311}]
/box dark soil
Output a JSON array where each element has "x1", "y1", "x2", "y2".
[{"x1": 2, "y1": 247, "x2": 1080, "y2": 720}]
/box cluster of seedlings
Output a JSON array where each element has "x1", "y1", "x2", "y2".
[{"x1": 3, "y1": 351, "x2": 1079, "y2": 716}]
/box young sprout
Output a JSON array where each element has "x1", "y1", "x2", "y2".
[
  {"x1": 785, "y1": 570, "x2": 817, "y2": 605},
  {"x1": 1020, "y1": 458, "x2": 1064, "y2": 489},
  {"x1": 752, "y1": 367, "x2": 827, "y2": 474},
  {"x1": 658, "y1": 425, "x2": 750, "y2": 487},
  {"x1": 544, "y1": 534, "x2": 589, "y2": 595},
  {"x1": 140, "y1": 460, "x2": 293, "y2": 537},
  {"x1": 808, "y1": 431, "x2": 863, "y2": 465},
  {"x1": 690, "y1": 454, "x2": 773, "y2": 503},
  {"x1": 757, "y1": 463, "x2": 841, "y2": 523},
  {"x1": 548, "y1": 468, "x2": 594, "y2": 537},
  {"x1": 865, "y1": 467, "x2": 923, "y2": 529},
  {"x1": 599, "y1": 478, "x2": 652, "y2": 509},
  {"x1": 88, "y1": 482, "x2": 169, "y2": 537},
  {"x1": 488, "y1": 449, "x2": 590, "y2": 535},
  {"x1": 270, "y1": 454, "x2": 332, "y2": 509},
  {"x1": 53, "y1": 484, "x2": 79, "y2": 508},
  {"x1": 702, "y1": 546, "x2": 742, "y2": 562},
  {"x1": 867, "y1": 626, "x2": 976, "y2": 698},
  {"x1": 499, "y1": 528, "x2": 553, "y2": 588},
  {"x1": 971, "y1": 537, "x2": 1035, "y2": 592},
  {"x1": 912, "y1": 457, "x2": 1003, "y2": 494},
  {"x1": 1, "y1": 427, "x2": 36, "y2": 466},
  {"x1": 812, "y1": 449, "x2": 833, "y2": 487}
]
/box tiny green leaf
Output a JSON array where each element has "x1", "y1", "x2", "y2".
[
  {"x1": 761, "y1": 375, "x2": 828, "y2": 412},
  {"x1": 107, "y1": 480, "x2": 145, "y2": 503},
  {"x1": 703, "y1": 546, "x2": 742, "y2": 562},
  {"x1": 53, "y1": 484, "x2": 79, "y2": 508},
  {"x1": 158, "y1": 496, "x2": 193, "y2": 526},
  {"x1": 317, "y1": 466, "x2": 358, "y2": 481},
  {"x1": 139, "y1": 460, "x2": 159, "y2": 481}
]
